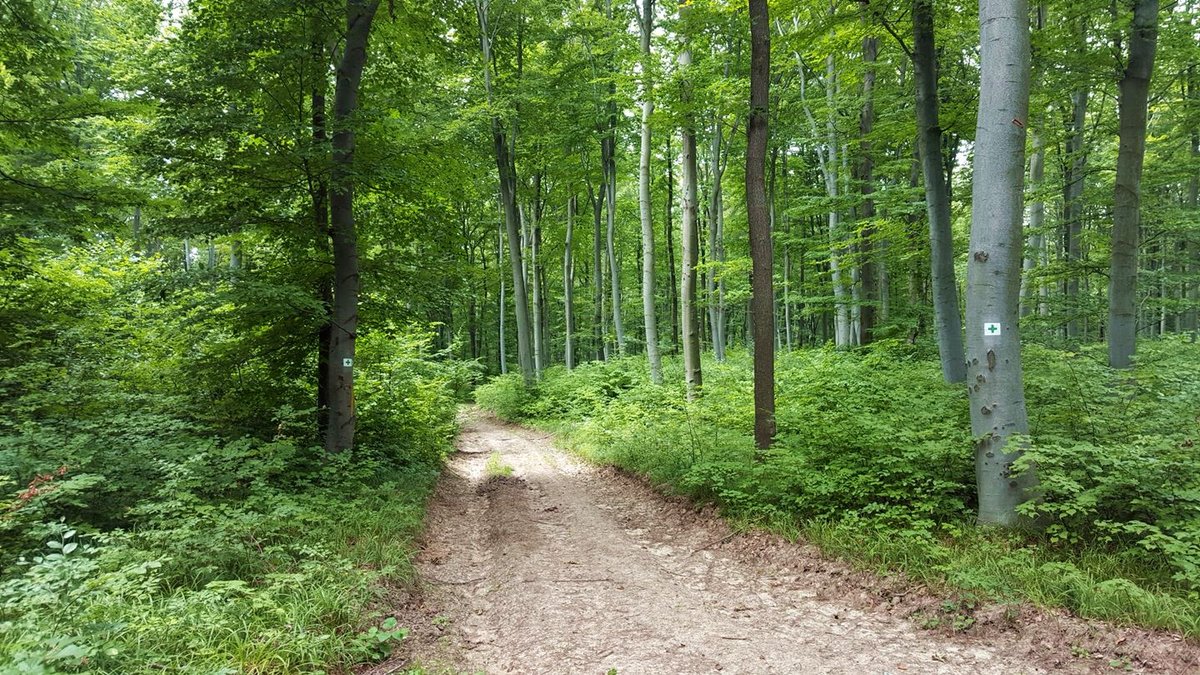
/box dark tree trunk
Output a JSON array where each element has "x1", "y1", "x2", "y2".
[
  {"x1": 325, "y1": 0, "x2": 380, "y2": 452},
  {"x1": 311, "y1": 33, "x2": 333, "y2": 440},
  {"x1": 858, "y1": 30, "x2": 878, "y2": 345},
  {"x1": 747, "y1": 0, "x2": 774, "y2": 451}
]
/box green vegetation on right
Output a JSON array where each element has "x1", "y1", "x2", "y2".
[{"x1": 476, "y1": 339, "x2": 1200, "y2": 635}]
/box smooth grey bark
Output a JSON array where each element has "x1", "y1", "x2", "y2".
[
  {"x1": 666, "y1": 136, "x2": 680, "y2": 354},
  {"x1": 966, "y1": 0, "x2": 1035, "y2": 527},
  {"x1": 498, "y1": 221, "x2": 507, "y2": 374},
  {"x1": 325, "y1": 0, "x2": 380, "y2": 453},
  {"x1": 589, "y1": 182, "x2": 604, "y2": 360},
  {"x1": 530, "y1": 201, "x2": 543, "y2": 379},
  {"x1": 747, "y1": 0, "x2": 774, "y2": 451},
  {"x1": 637, "y1": 0, "x2": 662, "y2": 383},
  {"x1": 706, "y1": 116, "x2": 728, "y2": 361},
  {"x1": 1063, "y1": 88, "x2": 1088, "y2": 337},
  {"x1": 603, "y1": 137, "x2": 625, "y2": 356},
  {"x1": 1021, "y1": 132, "x2": 1046, "y2": 318},
  {"x1": 601, "y1": 0, "x2": 625, "y2": 356},
  {"x1": 787, "y1": 33, "x2": 849, "y2": 349},
  {"x1": 478, "y1": 0, "x2": 534, "y2": 384},
  {"x1": 565, "y1": 195, "x2": 576, "y2": 369},
  {"x1": 1187, "y1": 65, "x2": 1199, "y2": 339},
  {"x1": 1108, "y1": 0, "x2": 1159, "y2": 368},
  {"x1": 679, "y1": 12, "x2": 703, "y2": 400},
  {"x1": 913, "y1": 0, "x2": 966, "y2": 382}
]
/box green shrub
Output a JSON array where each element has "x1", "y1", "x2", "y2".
[{"x1": 474, "y1": 373, "x2": 532, "y2": 421}]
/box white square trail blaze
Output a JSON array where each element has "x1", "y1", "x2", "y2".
[
  {"x1": 984, "y1": 322, "x2": 1002, "y2": 337},
  {"x1": 343, "y1": 358, "x2": 353, "y2": 368}
]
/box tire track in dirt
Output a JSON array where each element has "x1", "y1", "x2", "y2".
[{"x1": 382, "y1": 409, "x2": 1193, "y2": 674}]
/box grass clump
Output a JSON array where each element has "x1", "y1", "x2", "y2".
[
  {"x1": 484, "y1": 451, "x2": 514, "y2": 477},
  {"x1": 475, "y1": 338, "x2": 1200, "y2": 636}
]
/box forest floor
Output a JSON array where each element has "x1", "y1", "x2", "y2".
[{"x1": 371, "y1": 408, "x2": 1200, "y2": 674}]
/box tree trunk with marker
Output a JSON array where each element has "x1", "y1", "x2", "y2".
[
  {"x1": 325, "y1": 0, "x2": 380, "y2": 453},
  {"x1": 966, "y1": 0, "x2": 1036, "y2": 526}
]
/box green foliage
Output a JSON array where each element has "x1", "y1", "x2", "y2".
[
  {"x1": 0, "y1": 241, "x2": 463, "y2": 672},
  {"x1": 476, "y1": 340, "x2": 1200, "y2": 633},
  {"x1": 474, "y1": 373, "x2": 533, "y2": 421}
]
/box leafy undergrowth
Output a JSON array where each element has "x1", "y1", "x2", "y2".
[
  {"x1": 0, "y1": 245, "x2": 469, "y2": 673},
  {"x1": 476, "y1": 338, "x2": 1200, "y2": 637}
]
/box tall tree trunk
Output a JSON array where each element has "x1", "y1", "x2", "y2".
[
  {"x1": 531, "y1": 202, "x2": 543, "y2": 378},
  {"x1": 822, "y1": 57, "x2": 850, "y2": 347},
  {"x1": 638, "y1": 0, "x2": 662, "y2": 383},
  {"x1": 857, "y1": 27, "x2": 878, "y2": 345},
  {"x1": 602, "y1": 0, "x2": 625, "y2": 356},
  {"x1": 590, "y1": 182, "x2": 605, "y2": 360},
  {"x1": 529, "y1": 174, "x2": 544, "y2": 378},
  {"x1": 565, "y1": 195, "x2": 576, "y2": 369},
  {"x1": 679, "y1": 7, "x2": 703, "y2": 399},
  {"x1": 1186, "y1": 65, "x2": 1199, "y2": 339},
  {"x1": 913, "y1": 0, "x2": 966, "y2": 382},
  {"x1": 1108, "y1": 0, "x2": 1159, "y2": 368},
  {"x1": 966, "y1": 0, "x2": 1035, "y2": 526},
  {"x1": 666, "y1": 136, "x2": 681, "y2": 355},
  {"x1": 1022, "y1": 131, "x2": 1046, "y2": 318},
  {"x1": 498, "y1": 221, "x2": 507, "y2": 374},
  {"x1": 1064, "y1": 87, "x2": 1088, "y2": 337},
  {"x1": 478, "y1": 0, "x2": 534, "y2": 383},
  {"x1": 311, "y1": 32, "x2": 332, "y2": 438},
  {"x1": 747, "y1": 0, "x2": 774, "y2": 451},
  {"x1": 325, "y1": 0, "x2": 380, "y2": 453},
  {"x1": 707, "y1": 117, "x2": 727, "y2": 360},
  {"x1": 603, "y1": 140, "x2": 626, "y2": 355}
]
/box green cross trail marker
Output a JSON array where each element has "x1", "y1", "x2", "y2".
[{"x1": 984, "y1": 322, "x2": 1001, "y2": 337}]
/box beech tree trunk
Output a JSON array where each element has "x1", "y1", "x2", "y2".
[
  {"x1": 679, "y1": 8, "x2": 703, "y2": 400},
  {"x1": 1021, "y1": 132, "x2": 1046, "y2": 318},
  {"x1": 498, "y1": 221, "x2": 507, "y2": 374},
  {"x1": 310, "y1": 33, "x2": 332, "y2": 439},
  {"x1": 565, "y1": 195, "x2": 576, "y2": 369},
  {"x1": 747, "y1": 0, "x2": 774, "y2": 451},
  {"x1": 1108, "y1": 0, "x2": 1159, "y2": 368},
  {"x1": 966, "y1": 0, "x2": 1035, "y2": 526},
  {"x1": 638, "y1": 0, "x2": 662, "y2": 383},
  {"x1": 913, "y1": 0, "x2": 966, "y2": 382},
  {"x1": 478, "y1": 0, "x2": 534, "y2": 384},
  {"x1": 325, "y1": 0, "x2": 379, "y2": 452},
  {"x1": 590, "y1": 182, "x2": 605, "y2": 360},
  {"x1": 1064, "y1": 87, "x2": 1088, "y2": 337},
  {"x1": 666, "y1": 136, "x2": 680, "y2": 355},
  {"x1": 1187, "y1": 65, "x2": 1199, "y2": 339},
  {"x1": 857, "y1": 28, "x2": 878, "y2": 345},
  {"x1": 707, "y1": 118, "x2": 728, "y2": 361}
]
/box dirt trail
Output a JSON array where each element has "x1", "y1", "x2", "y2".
[{"x1": 388, "y1": 410, "x2": 1194, "y2": 674}]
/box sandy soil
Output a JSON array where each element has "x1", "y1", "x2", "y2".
[{"x1": 376, "y1": 409, "x2": 1200, "y2": 674}]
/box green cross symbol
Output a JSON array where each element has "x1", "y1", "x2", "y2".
[{"x1": 987, "y1": 324, "x2": 999, "y2": 334}]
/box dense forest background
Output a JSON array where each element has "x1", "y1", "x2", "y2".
[{"x1": 2, "y1": 0, "x2": 1200, "y2": 671}]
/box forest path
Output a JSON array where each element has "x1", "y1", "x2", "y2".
[{"x1": 390, "y1": 408, "x2": 1050, "y2": 674}]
